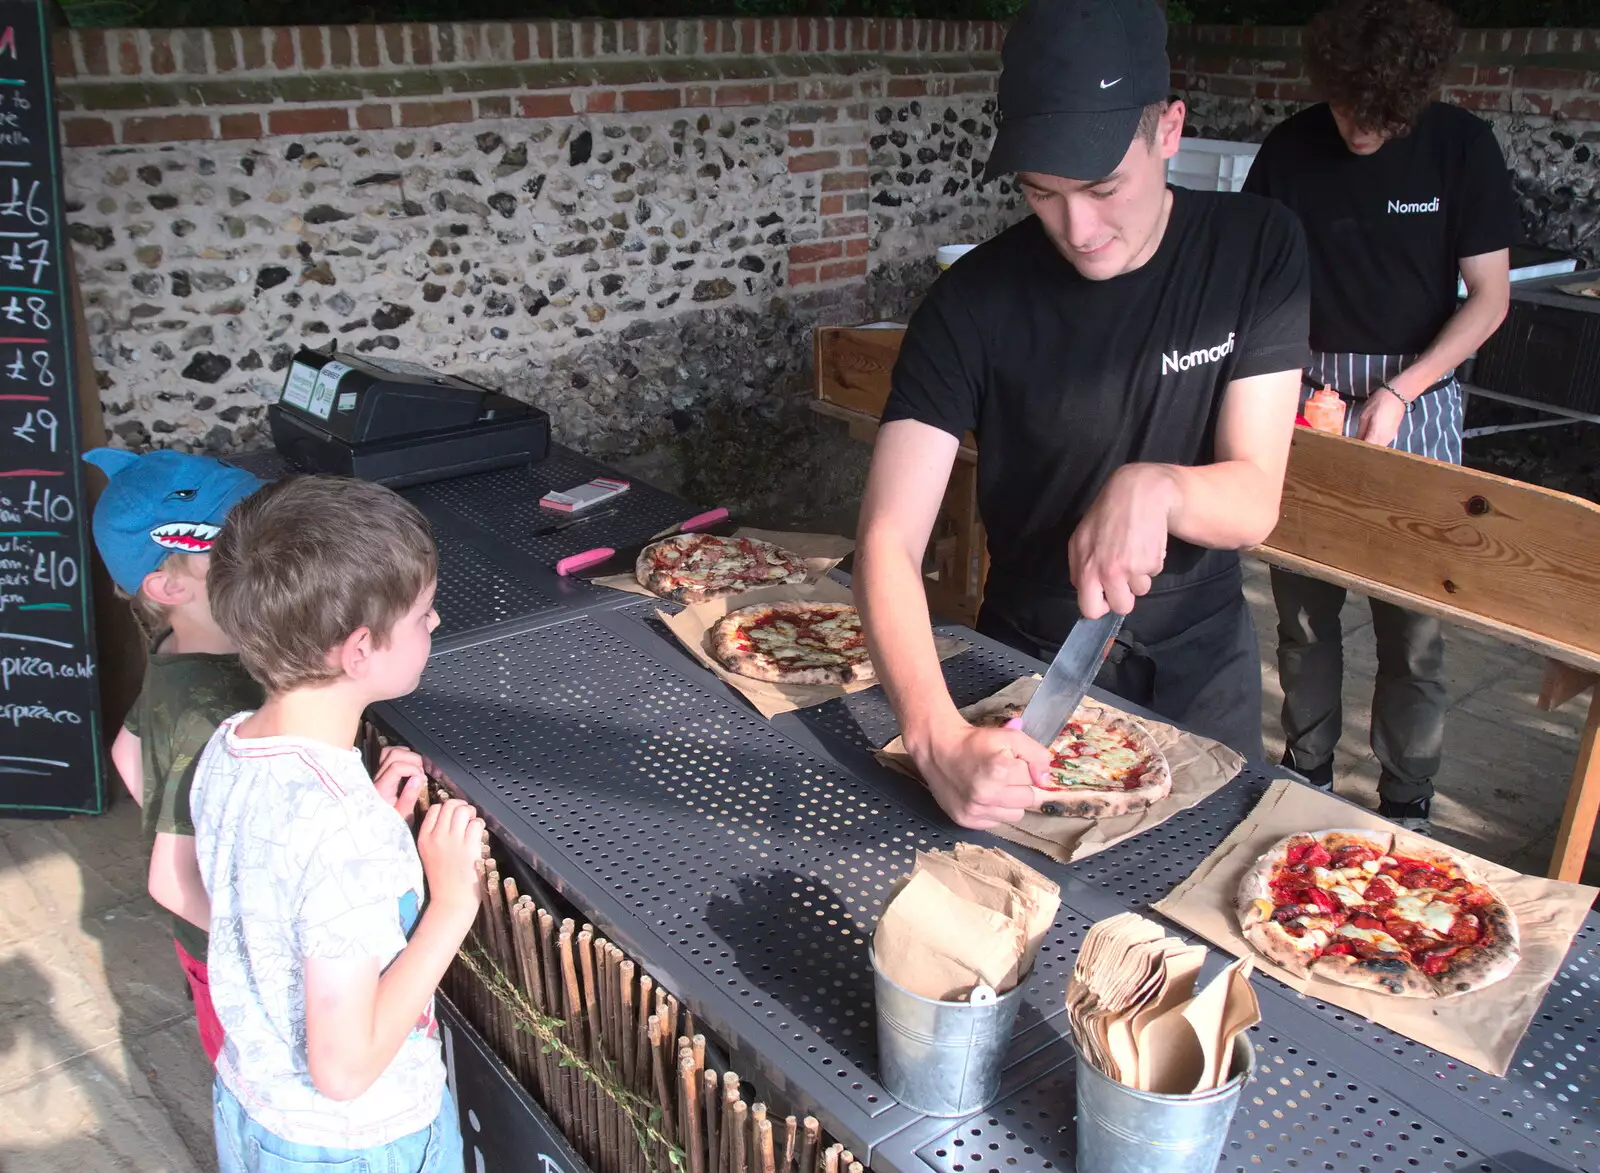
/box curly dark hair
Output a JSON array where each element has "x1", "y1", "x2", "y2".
[{"x1": 1304, "y1": 0, "x2": 1460, "y2": 136}]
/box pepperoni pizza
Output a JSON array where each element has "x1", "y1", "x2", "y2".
[{"x1": 1237, "y1": 829, "x2": 1519, "y2": 998}]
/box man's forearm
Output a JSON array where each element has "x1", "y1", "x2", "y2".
[
  {"x1": 1159, "y1": 459, "x2": 1286, "y2": 550},
  {"x1": 856, "y1": 533, "x2": 962, "y2": 756},
  {"x1": 1393, "y1": 286, "x2": 1510, "y2": 398}
]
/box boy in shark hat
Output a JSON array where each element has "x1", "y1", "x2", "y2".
[{"x1": 86, "y1": 446, "x2": 266, "y2": 1064}]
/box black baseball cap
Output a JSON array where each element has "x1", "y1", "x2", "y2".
[{"x1": 983, "y1": 0, "x2": 1170, "y2": 182}]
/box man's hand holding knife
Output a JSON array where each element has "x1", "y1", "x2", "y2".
[{"x1": 1068, "y1": 463, "x2": 1177, "y2": 619}]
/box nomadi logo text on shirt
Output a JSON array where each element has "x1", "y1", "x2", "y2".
[
  {"x1": 1388, "y1": 197, "x2": 1441, "y2": 213},
  {"x1": 1161, "y1": 332, "x2": 1235, "y2": 376}
]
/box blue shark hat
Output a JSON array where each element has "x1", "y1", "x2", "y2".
[{"x1": 82, "y1": 448, "x2": 264, "y2": 595}]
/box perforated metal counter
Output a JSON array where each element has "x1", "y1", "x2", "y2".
[
  {"x1": 372, "y1": 591, "x2": 1599, "y2": 1173},
  {"x1": 231, "y1": 446, "x2": 1597, "y2": 1173}
]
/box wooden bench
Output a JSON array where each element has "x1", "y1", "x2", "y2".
[{"x1": 814, "y1": 323, "x2": 1600, "y2": 883}]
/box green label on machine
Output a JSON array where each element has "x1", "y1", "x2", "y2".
[
  {"x1": 282, "y1": 361, "x2": 318, "y2": 409},
  {"x1": 307, "y1": 361, "x2": 353, "y2": 420}
]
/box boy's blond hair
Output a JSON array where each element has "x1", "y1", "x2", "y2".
[
  {"x1": 117, "y1": 552, "x2": 207, "y2": 640},
  {"x1": 117, "y1": 562, "x2": 173, "y2": 640},
  {"x1": 207, "y1": 475, "x2": 437, "y2": 695}
]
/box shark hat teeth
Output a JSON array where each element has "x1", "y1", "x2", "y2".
[{"x1": 149, "y1": 521, "x2": 223, "y2": 554}]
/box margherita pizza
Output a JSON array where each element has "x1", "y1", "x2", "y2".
[
  {"x1": 637, "y1": 533, "x2": 808, "y2": 603},
  {"x1": 1237, "y1": 829, "x2": 1519, "y2": 998},
  {"x1": 709, "y1": 600, "x2": 873, "y2": 686},
  {"x1": 978, "y1": 705, "x2": 1171, "y2": 818}
]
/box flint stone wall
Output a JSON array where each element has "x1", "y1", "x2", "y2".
[{"x1": 57, "y1": 19, "x2": 1021, "y2": 522}]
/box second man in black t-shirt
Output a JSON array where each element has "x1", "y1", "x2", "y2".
[
  {"x1": 1243, "y1": 0, "x2": 1514, "y2": 833},
  {"x1": 856, "y1": 0, "x2": 1311, "y2": 829}
]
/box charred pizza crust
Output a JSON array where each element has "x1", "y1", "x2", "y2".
[
  {"x1": 637, "y1": 533, "x2": 808, "y2": 603},
  {"x1": 708, "y1": 600, "x2": 873, "y2": 686},
  {"x1": 1235, "y1": 829, "x2": 1520, "y2": 998},
  {"x1": 1314, "y1": 951, "x2": 1438, "y2": 999},
  {"x1": 975, "y1": 704, "x2": 1171, "y2": 819}
]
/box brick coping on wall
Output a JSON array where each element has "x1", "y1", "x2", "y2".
[
  {"x1": 54, "y1": 18, "x2": 1004, "y2": 150},
  {"x1": 51, "y1": 20, "x2": 1600, "y2": 151},
  {"x1": 1169, "y1": 24, "x2": 1600, "y2": 122}
]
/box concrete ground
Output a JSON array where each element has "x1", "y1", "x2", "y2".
[{"x1": 1, "y1": 556, "x2": 1595, "y2": 1172}]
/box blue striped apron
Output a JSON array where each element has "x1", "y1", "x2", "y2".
[{"x1": 1302, "y1": 351, "x2": 1464, "y2": 465}]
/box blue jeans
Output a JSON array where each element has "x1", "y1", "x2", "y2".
[{"x1": 213, "y1": 1077, "x2": 463, "y2": 1173}]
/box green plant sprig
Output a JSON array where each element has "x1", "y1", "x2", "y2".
[{"x1": 456, "y1": 942, "x2": 687, "y2": 1172}]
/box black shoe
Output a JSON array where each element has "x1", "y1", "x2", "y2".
[
  {"x1": 1281, "y1": 751, "x2": 1334, "y2": 793},
  {"x1": 1377, "y1": 796, "x2": 1433, "y2": 835}
]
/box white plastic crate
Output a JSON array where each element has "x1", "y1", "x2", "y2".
[{"x1": 1167, "y1": 137, "x2": 1260, "y2": 193}]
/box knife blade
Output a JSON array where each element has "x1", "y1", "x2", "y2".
[
  {"x1": 1017, "y1": 611, "x2": 1125, "y2": 749},
  {"x1": 527, "y1": 506, "x2": 619, "y2": 538},
  {"x1": 555, "y1": 508, "x2": 734, "y2": 578}
]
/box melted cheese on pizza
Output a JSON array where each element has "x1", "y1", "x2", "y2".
[
  {"x1": 1336, "y1": 923, "x2": 1404, "y2": 952},
  {"x1": 740, "y1": 608, "x2": 866, "y2": 667},
  {"x1": 1040, "y1": 720, "x2": 1150, "y2": 790}
]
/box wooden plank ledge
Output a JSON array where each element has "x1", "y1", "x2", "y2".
[
  {"x1": 1267, "y1": 429, "x2": 1600, "y2": 656},
  {"x1": 1250, "y1": 548, "x2": 1600, "y2": 677}
]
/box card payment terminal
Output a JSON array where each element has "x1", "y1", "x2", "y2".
[{"x1": 268, "y1": 346, "x2": 550, "y2": 487}]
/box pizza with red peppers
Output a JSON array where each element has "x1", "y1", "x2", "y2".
[
  {"x1": 977, "y1": 705, "x2": 1171, "y2": 818},
  {"x1": 709, "y1": 600, "x2": 873, "y2": 686},
  {"x1": 1237, "y1": 829, "x2": 1519, "y2": 998},
  {"x1": 637, "y1": 533, "x2": 808, "y2": 603}
]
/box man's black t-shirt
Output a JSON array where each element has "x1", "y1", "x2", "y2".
[
  {"x1": 882, "y1": 187, "x2": 1310, "y2": 596},
  {"x1": 1241, "y1": 102, "x2": 1517, "y2": 355}
]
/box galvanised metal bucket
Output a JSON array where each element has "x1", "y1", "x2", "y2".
[
  {"x1": 870, "y1": 948, "x2": 1027, "y2": 1117},
  {"x1": 1074, "y1": 1035, "x2": 1254, "y2": 1173}
]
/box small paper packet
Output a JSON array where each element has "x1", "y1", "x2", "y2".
[{"x1": 873, "y1": 845, "x2": 1062, "y2": 1001}]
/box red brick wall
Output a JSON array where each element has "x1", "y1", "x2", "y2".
[{"x1": 1171, "y1": 25, "x2": 1600, "y2": 122}]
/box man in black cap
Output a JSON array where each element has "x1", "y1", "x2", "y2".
[{"x1": 854, "y1": 0, "x2": 1311, "y2": 828}]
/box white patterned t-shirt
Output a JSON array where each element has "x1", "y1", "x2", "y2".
[{"x1": 192, "y1": 713, "x2": 445, "y2": 1148}]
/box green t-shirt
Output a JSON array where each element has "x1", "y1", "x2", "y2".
[{"x1": 123, "y1": 634, "x2": 263, "y2": 962}]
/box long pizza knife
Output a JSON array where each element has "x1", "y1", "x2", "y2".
[{"x1": 1011, "y1": 610, "x2": 1125, "y2": 749}]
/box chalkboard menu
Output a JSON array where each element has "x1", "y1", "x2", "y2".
[{"x1": 0, "y1": 1, "x2": 103, "y2": 815}]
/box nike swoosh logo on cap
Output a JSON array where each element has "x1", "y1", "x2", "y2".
[{"x1": 1100, "y1": 77, "x2": 1122, "y2": 88}]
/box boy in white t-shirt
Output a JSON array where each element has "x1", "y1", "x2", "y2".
[{"x1": 192, "y1": 474, "x2": 483, "y2": 1173}]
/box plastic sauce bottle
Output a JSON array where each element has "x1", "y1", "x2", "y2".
[{"x1": 1302, "y1": 387, "x2": 1348, "y2": 435}]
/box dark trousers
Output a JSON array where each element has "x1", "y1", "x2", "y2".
[
  {"x1": 978, "y1": 559, "x2": 1265, "y2": 763},
  {"x1": 1271, "y1": 567, "x2": 1445, "y2": 804}
]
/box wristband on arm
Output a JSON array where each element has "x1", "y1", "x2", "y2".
[{"x1": 1377, "y1": 382, "x2": 1412, "y2": 411}]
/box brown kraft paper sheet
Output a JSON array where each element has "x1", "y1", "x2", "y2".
[
  {"x1": 877, "y1": 675, "x2": 1244, "y2": 864},
  {"x1": 660, "y1": 577, "x2": 969, "y2": 719},
  {"x1": 1153, "y1": 778, "x2": 1598, "y2": 1077},
  {"x1": 591, "y1": 527, "x2": 855, "y2": 598}
]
